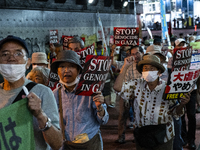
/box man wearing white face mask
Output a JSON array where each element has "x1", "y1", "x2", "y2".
[
  {"x1": 114, "y1": 54, "x2": 191, "y2": 150},
  {"x1": 0, "y1": 35, "x2": 62, "y2": 150},
  {"x1": 51, "y1": 50, "x2": 109, "y2": 150}
]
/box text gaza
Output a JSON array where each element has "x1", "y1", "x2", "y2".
[{"x1": 88, "y1": 59, "x2": 112, "y2": 71}]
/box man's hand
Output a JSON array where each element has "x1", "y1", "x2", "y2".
[
  {"x1": 27, "y1": 92, "x2": 43, "y2": 118},
  {"x1": 93, "y1": 91, "x2": 104, "y2": 108},
  {"x1": 49, "y1": 43, "x2": 56, "y2": 53},
  {"x1": 180, "y1": 93, "x2": 191, "y2": 105},
  {"x1": 122, "y1": 56, "x2": 135, "y2": 70}
]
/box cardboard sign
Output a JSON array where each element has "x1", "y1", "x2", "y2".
[
  {"x1": 114, "y1": 27, "x2": 139, "y2": 46},
  {"x1": 75, "y1": 55, "x2": 112, "y2": 96},
  {"x1": 163, "y1": 46, "x2": 199, "y2": 100},
  {"x1": 0, "y1": 98, "x2": 35, "y2": 150},
  {"x1": 49, "y1": 30, "x2": 59, "y2": 44},
  {"x1": 76, "y1": 43, "x2": 95, "y2": 68},
  {"x1": 47, "y1": 71, "x2": 60, "y2": 91}
]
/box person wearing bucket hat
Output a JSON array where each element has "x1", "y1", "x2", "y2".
[
  {"x1": 113, "y1": 55, "x2": 190, "y2": 150},
  {"x1": 51, "y1": 50, "x2": 109, "y2": 150},
  {"x1": 0, "y1": 35, "x2": 63, "y2": 150}
]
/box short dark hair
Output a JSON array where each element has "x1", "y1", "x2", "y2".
[
  {"x1": 129, "y1": 45, "x2": 139, "y2": 53},
  {"x1": 67, "y1": 36, "x2": 84, "y2": 49}
]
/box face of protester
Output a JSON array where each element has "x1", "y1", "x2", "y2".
[
  {"x1": 57, "y1": 62, "x2": 79, "y2": 84},
  {"x1": 68, "y1": 43, "x2": 81, "y2": 52},
  {"x1": 97, "y1": 44, "x2": 103, "y2": 49},
  {"x1": 29, "y1": 71, "x2": 45, "y2": 85},
  {"x1": 142, "y1": 64, "x2": 161, "y2": 75},
  {"x1": 178, "y1": 42, "x2": 186, "y2": 47},
  {"x1": 130, "y1": 48, "x2": 142, "y2": 63},
  {"x1": 0, "y1": 41, "x2": 27, "y2": 65}
]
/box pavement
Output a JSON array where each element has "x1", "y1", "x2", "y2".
[{"x1": 101, "y1": 99, "x2": 200, "y2": 150}]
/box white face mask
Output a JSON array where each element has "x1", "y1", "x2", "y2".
[
  {"x1": 0, "y1": 64, "x2": 26, "y2": 83},
  {"x1": 142, "y1": 71, "x2": 159, "y2": 82},
  {"x1": 59, "y1": 76, "x2": 80, "y2": 87}
]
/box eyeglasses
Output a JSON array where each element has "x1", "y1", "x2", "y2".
[{"x1": 0, "y1": 51, "x2": 25, "y2": 61}]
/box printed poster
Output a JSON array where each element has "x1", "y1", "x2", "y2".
[
  {"x1": 114, "y1": 27, "x2": 139, "y2": 46},
  {"x1": 76, "y1": 43, "x2": 95, "y2": 68},
  {"x1": 75, "y1": 55, "x2": 112, "y2": 96},
  {"x1": 49, "y1": 30, "x2": 59, "y2": 44},
  {"x1": 164, "y1": 47, "x2": 200, "y2": 100}
]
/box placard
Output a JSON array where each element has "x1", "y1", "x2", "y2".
[
  {"x1": 114, "y1": 27, "x2": 139, "y2": 46},
  {"x1": 49, "y1": 30, "x2": 59, "y2": 44},
  {"x1": 75, "y1": 55, "x2": 112, "y2": 96}
]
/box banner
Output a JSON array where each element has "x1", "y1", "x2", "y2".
[
  {"x1": 163, "y1": 47, "x2": 200, "y2": 100},
  {"x1": 114, "y1": 27, "x2": 139, "y2": 46},
  {"x1": 96, "y1": 12, "x2": 108, "y2": 56},
  {"x1": 76, "y1": 43, "x2": 95, "y2": 68},
  {"x1": 49, "y1": 30, "x2": 59, "y2": 44},
  {"x1": 0, "y1": 98, "x2": 35, "y2": 150},
  {"x1": 75, "y1": 55, "x2": 112, "y2": 96}
]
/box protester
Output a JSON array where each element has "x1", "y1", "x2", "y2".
[
  {"x1": 94, "y1": 41, "x2": 104, "y2": 56},
  {"x1": 26, "y1": 52, "x2": 50, "y2": 79},
  {"x1": 114, "y1": 54, "x2": 190, "y2": 150},
  {"x1": 114, "y1": 45, "x2": 142, "y2": 144},
  {"x1": 51, "y1": 50, "x2": 109, "y2": 150},
  {"x1": 49, "y1": 43, "x2": 63, "y2": 63},
  {"x1": 67, "y1": 36, "x2": 84, "y2": 51},
  {"x1": 0, "y1": 35, "x2": 62, "y2": 150},
  {"x1": 28, "y1": 66, "x2": 50, "y2": 86}
]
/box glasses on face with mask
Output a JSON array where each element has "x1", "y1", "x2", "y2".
[{"x1": 0, "y1": 50, "x2": 25, "y2": 61}]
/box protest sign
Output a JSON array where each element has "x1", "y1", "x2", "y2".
[
  {"x1": 163, "y1": 46, "x2": 200, "y2": 100},
  {"x1": 75, "y1": 55, "x2": 112, "y2": 96},
  {"x1": 190, "y1": 42, "x2": 200, "y2": 70},
  {"x1": 114, "y1": 27, "x2": 139, "y2": 46},
  {"x1": 47, "y1": 71, "x2": 60, "y2": 91},
  {"x1": 49, "y1": 30, "x2": 59, "y2": 44},
  {"x1": 76, "y1": 43, "x2": 95, "y2": 68},
  {"x1": 161, "y1": 44, "x2": 170, "y2": 56},
  {"x1": 0, "y1": 98, "x2": 35, "y2": 150}
]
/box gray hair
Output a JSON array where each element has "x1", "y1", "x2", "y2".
[
  {"x1": 29, "y1": 67, "x2": 50, "y2": 85},
  {"x1": 67, "y1": 36, "x2": 84, "y2": 49}
]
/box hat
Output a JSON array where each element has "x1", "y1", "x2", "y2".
[
  {"x1": 136, "y1": 55, "x2": 165, "y2": 74},
  {"x1": 195, "y1": 35, "x2": 200, "y2": 41},
  {"x1": 0, "y1": 35, "x2": 29, "y2": 55},
  {"x1": 146, "y1": 45, "x2": 166, "y2": 62},
  {"x1": 175, "y1": 38, "x2": 186, "y2": 46},
  {"x1": 50, "y1": 50, "x2": 83, "y2": 73},
  {"x1": 31, "y1": 52, "x2": 48, "y2": 64},
  {"x1": 96, "y1": 41, "x2": 102, "y2": 45}
]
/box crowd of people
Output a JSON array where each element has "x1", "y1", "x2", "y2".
[{"x1": 0, "y1": 32, "x2": 199, "y2": 150}]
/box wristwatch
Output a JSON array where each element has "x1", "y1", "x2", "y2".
[{"x1": 39, "y1": 117, "x2": 52, "y2": 132}]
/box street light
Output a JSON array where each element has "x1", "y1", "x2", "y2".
[{"x1": 123, "y1": 1, "x2": 128, "y2": 7}]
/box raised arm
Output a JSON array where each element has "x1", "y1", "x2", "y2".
[{"x1": 113, "y1": 56, "x2": 134, "y2": 92}]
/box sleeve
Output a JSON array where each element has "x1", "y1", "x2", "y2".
[
  {"x1": 116, "y1": 80, "x2": 136, "y2": 101},
  {"x1": 39, "y1": 86, "x2": 60, "y2": 129},
  {"x1": 92, "y1": 102, "x2": 109, "y2": 125}
]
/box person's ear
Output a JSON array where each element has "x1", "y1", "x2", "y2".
[
  {"x1": 158, "y1": 69, "x2": 162, "y2": 75},
  {"x1": 26, "y1": 58, "x2": 31, "y2": 69}
]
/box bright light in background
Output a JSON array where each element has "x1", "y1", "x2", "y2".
[
  {"x1": 123, "y1": 1, "x2": 128, "y2": 7},
  {"x1": 88, "y1": 0, "x2": 94, "y2": 3}
]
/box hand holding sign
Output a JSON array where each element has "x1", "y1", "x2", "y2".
[
  {"x1": 26, "y1": 92, "x2": 43, "y2": 118},
  {"x1": 180, "y1": 92, "x2": 191, "y2": 105},
  {"x1": 93, "y1": 91, "x2": 104, "y2": 107}
]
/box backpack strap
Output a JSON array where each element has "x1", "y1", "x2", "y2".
[{"x1": 12, "y1": 82, "x2": 37, "y2": 104}]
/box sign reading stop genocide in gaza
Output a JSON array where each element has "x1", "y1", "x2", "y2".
[{"x1": 114, "y1": 27, "x2": 139, "y2": 46}]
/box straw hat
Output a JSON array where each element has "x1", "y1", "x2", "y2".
[
  {"x1": 136, "y1": 55, "x2": 165, "y2": 74},
  {"x1": 31, "y1": 52, "x2": 48, "y2": 64}
]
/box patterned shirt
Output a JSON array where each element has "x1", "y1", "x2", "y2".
[
  {"x1": 119, "y1": 78, "x2": 184, "y2": 142},
  {"x1": 125, "y1": 63, "x2": 142, "y2": 82}
]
